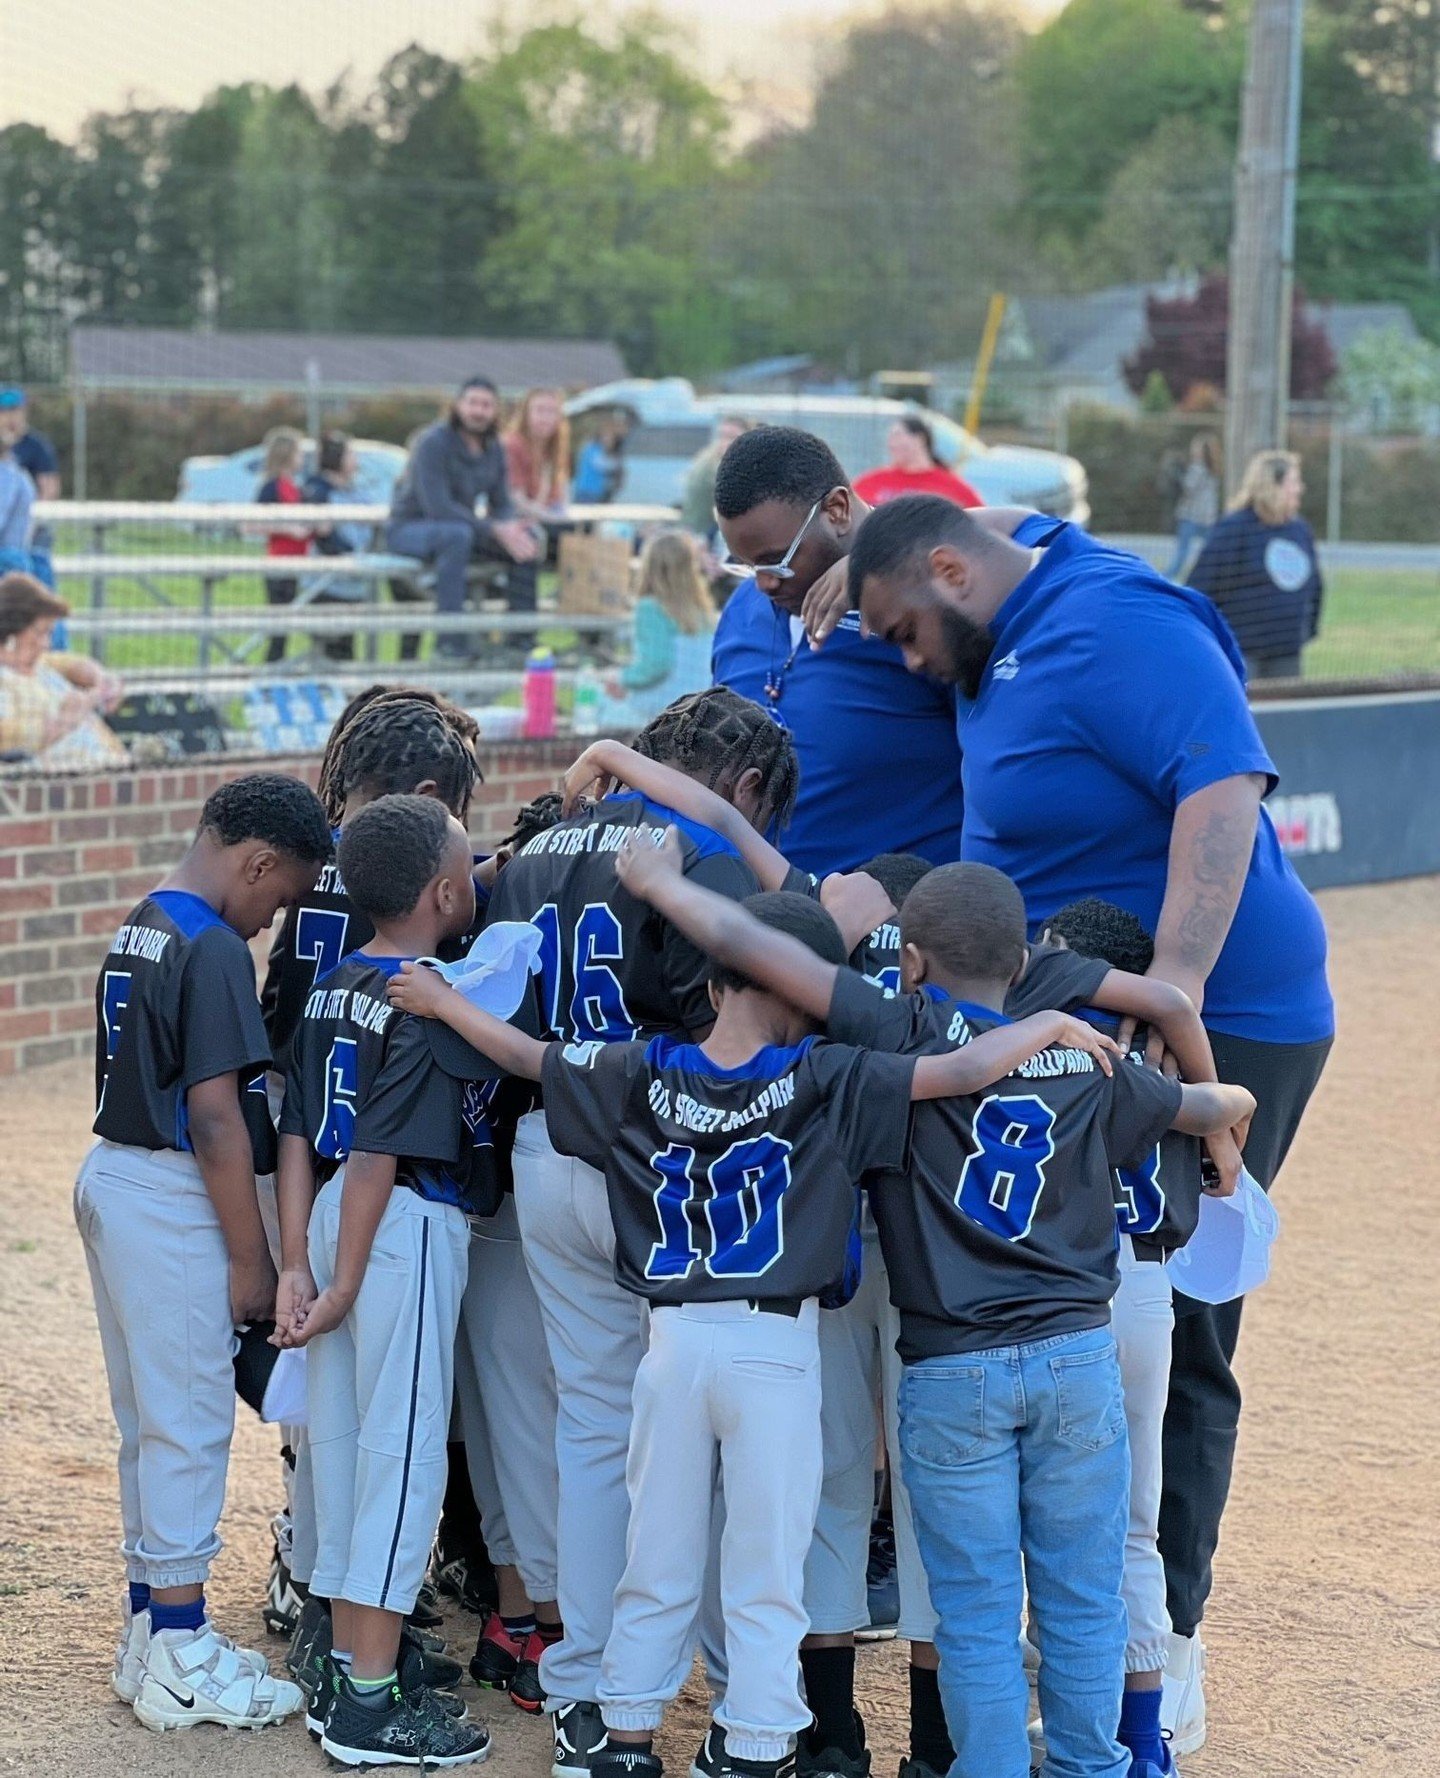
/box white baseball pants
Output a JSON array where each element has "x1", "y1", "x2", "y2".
[
  {"x1": 599, "y1": 1299, "x2": 824, "y2": 1761},
  {"x1": 307, "y1": 1171, "x2": 470, "y2": 1613},
  {"x1": 255, "y1": 1169, "x2": 318, "y2": 1585},
  {"x1": 73, "y1": 1141, "x2": 237, "y2": 1589},
  {"x1": 1111, "y1": 1235, "x2": 1175, "y2": 1673},
  {"x1": 804, "y1": 1227, "x2": 937, "y2": 1641},
  {"x1": 512, "y1": 1110, "x2": 648, "y2": 1704},
  {"x1": 454, "y1": 1192, "x2": 561, "y2": 1604}
]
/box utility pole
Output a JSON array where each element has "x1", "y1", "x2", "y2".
[{"x1": 1224, "y1": 0, "x2": 1305, "y2": 496}]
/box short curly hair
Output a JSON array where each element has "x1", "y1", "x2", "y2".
[
  {"x1": 337, "y1": 794, "x2": 457, "y2": 922},
  {"x1": 198, "y1": 774, "x2": 332, "y2": 865},
  {"x1": 713, "y1": 426, "x2": 848, "y2": 521},
  {"x1": 1044, "y1": 898, "x2": 1155, "y2": 976}
]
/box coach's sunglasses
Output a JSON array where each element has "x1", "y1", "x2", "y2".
[{"x1": 719, "y1": 496, "x2": 828, "y2": 585}]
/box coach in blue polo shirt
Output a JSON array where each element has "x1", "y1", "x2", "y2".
[
  {"x1": 710, "y1": 426, "x2": 966, "y2": 874},
  {"x1": 842, "y1": 494, "x2": 1333, "y2": 1756}
]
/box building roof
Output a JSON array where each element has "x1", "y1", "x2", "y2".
[
  {"x1": 69, "y1": 326, "x2": 626, "y2": 394},
  {"x1": 1313, "y1": 302, "x2": 1420, "y2": 356}
]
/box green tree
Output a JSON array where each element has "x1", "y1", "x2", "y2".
[
  {"x1": 1017, "y1": 0, "x2": 1241, "y2": 248},
  {"x1": 0, "y1": 123, "x2": 75, "y2": 378},
  {"x1": 1083, "y1": 117, "x2": 1233, "y2": 283},
  {"x1": 731, "y1": 6, "x2": 1024, "y2": 374},
  {"x1": 225, "y1": 85, "x2": 341, "y2": 329},
  {"x1": 467, "y1": 21, "x2": 731, "y2": 372}
]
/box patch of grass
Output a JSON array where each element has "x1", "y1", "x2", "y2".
[
  {"x1": 7, "y1": 1239, "x2": 37, "y2": 1254},
  {"x1": 1305, "y1": 569, "x2": 1440, "y2": 680}
]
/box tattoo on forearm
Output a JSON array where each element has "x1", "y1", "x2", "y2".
[{"x1": 1170, "y1": 805, "x2": 1254, "y2": 974}]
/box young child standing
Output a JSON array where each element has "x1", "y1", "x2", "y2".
[
  {"x1": 278, "y1": 795, "x2": 494, "y2": 1769},
  {"x1": 614, "y1": 843, "x2": 1254, "y2": 1778},
  {"x1": 77, "y1": 773, "x2": 330, "y2": 1733},
  {"x1": 388, "y1": 882, "x2": 1118, "y2": 1778}
]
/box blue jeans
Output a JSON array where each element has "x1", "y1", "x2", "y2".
[
  {"x1": 1166, "y1": 519, "x2": 1209, "y2": 581},
  {"x1": 898, "y1": 1326, "x2": 1130, "y2": 1778}
]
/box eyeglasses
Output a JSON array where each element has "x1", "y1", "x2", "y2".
[{"x1": 719, "y1": 496, "x2": 827, "y2": 583}]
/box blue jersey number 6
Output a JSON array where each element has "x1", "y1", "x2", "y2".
[{"x1": 956, "y1": 1093, "x2": 1057, "y2": 1242}]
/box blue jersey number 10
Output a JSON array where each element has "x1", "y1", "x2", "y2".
[
  {"x1": 956, "y1": 1093, "x2": 1057, "y2": 1242},
  {"x1": 646, "y1": 1133, "x2": 794, "y2": 1283}
]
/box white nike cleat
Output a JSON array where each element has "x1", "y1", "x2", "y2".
[
  {"x1": 132, "y1": 1623, "x2": 304, "y2": 1732},
  {"x1": 112, "y1": 1601, "x2": 151, "y2": 1703},
  {"x1": 1160, "y1": 1631, "x2": 1207, "y2": 1756}
]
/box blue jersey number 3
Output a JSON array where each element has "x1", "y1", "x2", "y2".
[
  {"x1": 646, "y1": 1133, "x2": 793, "y2": 1282},
  {"x1": 956, "y1": 1094, "x2": 1056, "y2": 1241}
]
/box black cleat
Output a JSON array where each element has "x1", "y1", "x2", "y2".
[
  {"x1": 590, "y1": 1753, "x2": 664, "y2": 1778},
  {"x1": 401, "y1": 1621, "x2": 463, "y2": 1691},
  {"x1": 552, "y1": 1699, "x2": 610, "y2": 1777},
  {"x1": 321, "y1": 1674, "x2": 491, "y2": 1768},
  {"x1": 690, "y1": 1721, "x2": 725, "y2": 1778},
  {"x1": 798, "y1": 1715, "x2": 871, "y2": 1778},
  {"x1": 509, "y1": 1629, "x2": 548, "y2": 1714}
]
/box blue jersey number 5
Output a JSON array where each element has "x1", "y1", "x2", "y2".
[
  {"x1": 316, "y1": 1038, "x2": 358, "y2": 1160},
  {"x1": 956, "y1": 1094, "x2": 1056, "y2": 1242}
]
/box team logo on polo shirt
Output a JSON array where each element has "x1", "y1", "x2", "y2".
[{"x1": 992, "y1": 651, "x2": 1021, "y2": 681}]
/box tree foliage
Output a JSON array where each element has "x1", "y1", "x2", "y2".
[{"x1": 1123, "y1": 274, "x2": 1339, "y2": 402}]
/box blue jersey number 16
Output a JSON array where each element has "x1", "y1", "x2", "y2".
[{"x1": 956, "y1": 1093, "x2": 1057, "y2": 1242}]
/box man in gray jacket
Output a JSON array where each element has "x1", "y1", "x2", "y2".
[{"x1": 388, "y1": 376, "x2": 542, "y2": 659}]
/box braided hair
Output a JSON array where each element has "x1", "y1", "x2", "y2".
[
  {"x1": 318, "y1": 688, "x2": 482, "y2": 824},
  {"x1": 506, "y1": 792, "x2": 566, "y2": 853},
  {"x1": 633, "y1": 687, "x2": 800, "y2": 831}
]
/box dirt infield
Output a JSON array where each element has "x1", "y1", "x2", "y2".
[{"x1": 2, "y1": 876, "x2": 1436, "y2": 1777}]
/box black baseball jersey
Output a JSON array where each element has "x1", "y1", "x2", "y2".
[
  {"x1": 777, "y1": 865, "x2": 903, "y2": 989},
  {"x1": 541, "y1": 1032, "x2": 916, "y2": 1305},
  {"x1": 261, "y1": 837, "x2": 493, "y2": 1071},
  {"x1": 827, "y1": 970, "x2": 1183, "y2": 1360},
  {"x1": 279, "y1": 952, "x2": 405, "y2": 1186},
  {"x1": 349, "y1": 998, "x2": 505, "y2": 1215},
  {"x1": 93, "y1": 889, "x2": 274, "y2": 1170},
  {"x1": 487, "y1": 792, "x2": 759, "y2": 1044},
  {"x1": 261, "y1": 837, "x2": 365, "y2": 1072},
  {"x1": 1006, "y1": 944, "x2": 1205, "y2": 1259}
]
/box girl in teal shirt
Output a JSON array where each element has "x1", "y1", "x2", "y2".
[{"x1": 599, "y1": 530, "x2": 717, "y2": 728}]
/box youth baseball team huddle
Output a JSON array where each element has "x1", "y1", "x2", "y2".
[{"x1": 77, "y1": 666, "x2": 1257, "y2": 1778}]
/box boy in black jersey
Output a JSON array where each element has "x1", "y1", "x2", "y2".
[
  {"x1": 1010, "y1": 900, "x2": 1234, "y2": 1777},
  {"x1": 484, "y1": 689, "x2": 806, "y2": 1767},
  {"x1": 613, "y1": 842, "x2": 1254, "y2": 1778},
  {"x1": 275, "y1": 796, "x2": 492, "y2": 1770},
  {"x1": 76, "y1": 773, "x2": 329, "y2": 1736},
  {"x1": 258, "y1": 687, "x2": 491, "y2": 1643},
  {"x1": 387, "y1": 890, "x2": 1113, "y2": 1778}
]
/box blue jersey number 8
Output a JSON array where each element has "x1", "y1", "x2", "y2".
[
  {"x1": 956, "y1": 1093, "x2": 1057, "y2": 1242},
  {"x1": 316, "y1": 1037, "x2": 358, "y2": 1160},
  {"x1": 646, "y1": 1133, "x2": 793, "y2": 1282}
]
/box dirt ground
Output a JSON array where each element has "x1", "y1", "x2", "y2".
[{"x1": 2, "y1": 876, "x2": 1436, "y2": 1777}]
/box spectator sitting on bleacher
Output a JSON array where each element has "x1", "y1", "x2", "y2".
[
  {"x1": 387, "y1": 375, "x2": 542, "y2": 660},
  {"x1": 0, "y1": 387, "x2": 60, "y2": 585},
  {"x1": 0, "y1": 573, "x2": 126, "y2": 766},
  {"x1": 302, "y1": 431, "x2": 366, "y2": 664}
]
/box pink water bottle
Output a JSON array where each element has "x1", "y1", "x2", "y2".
[{"x1": 523, "y1": 646, "x2": 557, "y2": 739}]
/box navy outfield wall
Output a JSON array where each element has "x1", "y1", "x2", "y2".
[{"x1": 1255, "y1": 690, "x2": 1440, "y2": 891}]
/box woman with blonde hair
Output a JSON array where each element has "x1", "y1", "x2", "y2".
[
  {"x1": 1187, "y1": 447, "x2": 1322, "y2": 680},
  {"x1": 597, "y1": 529, "x2": 717, "y2": 727},
  {"x1": 503, "y1": 388, "x2": 571, "y2": 519}
]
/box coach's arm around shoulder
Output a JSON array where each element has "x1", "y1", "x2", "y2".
[{"x1": 187, "y1": 1071, "x2": 276, "y2": 1325}]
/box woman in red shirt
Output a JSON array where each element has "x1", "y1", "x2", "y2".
[
  {"x1": 503, "y1": 388, "x2": 571, "y2": 518},
  {"x1": 852, "y1": 415, "x2": 982, "y2": 508},
  {"x1": 256, "y1": 428, "x2": 309, "y2": 664}
]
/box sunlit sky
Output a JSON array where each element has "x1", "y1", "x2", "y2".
[{"x1": 0, "y1": 0, "x2": 1066, "y2": 140}]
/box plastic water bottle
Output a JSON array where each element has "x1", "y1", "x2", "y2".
[
  {"x1": 522, "y1": 647, "x2": 557, "y2": 739},
  {"x1": 573, "y1": 665, "x2": 602, "y2": 736}
]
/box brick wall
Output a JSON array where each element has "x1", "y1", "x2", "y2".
[{"x1": 0, "y1": 738, "x2": 578, "y2": 1076}]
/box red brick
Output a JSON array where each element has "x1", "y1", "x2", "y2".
[
  {"x1": 93, "y1": 779, "x2": 114, "y2": 809},
  {"x1": 82, "y1": 905, "x2": 131, "y2": 936},
  {"x1": 114, "y1": 870, "x2": 163, "y2": 901},
  {"x1": 112, "y1": 809, "x2": 167, "y2": 838},
  {"x1": 22, "y1": 1033, "x2": 82, "y2": 1069},
  {"x1": 0, "y1": 1009, "x2": 53, "y2": 1043},
  {"x1": 0, "y1": 883, "x2": 52, "y2": 915},
  {"x1": 0, "y1": 1049, "x2": 16, "y2": 1076},
  {"x1": 57, "y1": 813, "x2": 112, "y2": 842},
  {"x1": 81, "y1": 844, "x2": 136, "y2": 873},
  {"x1": 0, "y1": 982, "x2": 14, "y2": 1009},
  {"x1": 56, "y1": 1001, "x2": 97, "y2": 1034},
  {"x1": 0, "y1": 854, "x2": 16, "y2": 880},
  {"x1": 21, "y1": 846, "x2": 77, "y2": 878},
  {"x1": 0, "y1": 818, "x2": 55, "y2": 849},
  {"x1": 138, "y1": 777, "x2": 157, "y2": 805}
]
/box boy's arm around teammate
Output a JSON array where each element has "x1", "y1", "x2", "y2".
[{"x1": 612, "y1": 829, "x2": 1124, "y2": 1095}]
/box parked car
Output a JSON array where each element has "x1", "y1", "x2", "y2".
[
  {"x1": 176, "y1": 438, "x2": 407, "y2": 507},
  {"x1": 564, "y1": 379, "x2": 1089, "y2": 524}
]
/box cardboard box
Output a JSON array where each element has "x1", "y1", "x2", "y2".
[{"x1": 557, "y1": 531, "x2": 634, "y2": 615}]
